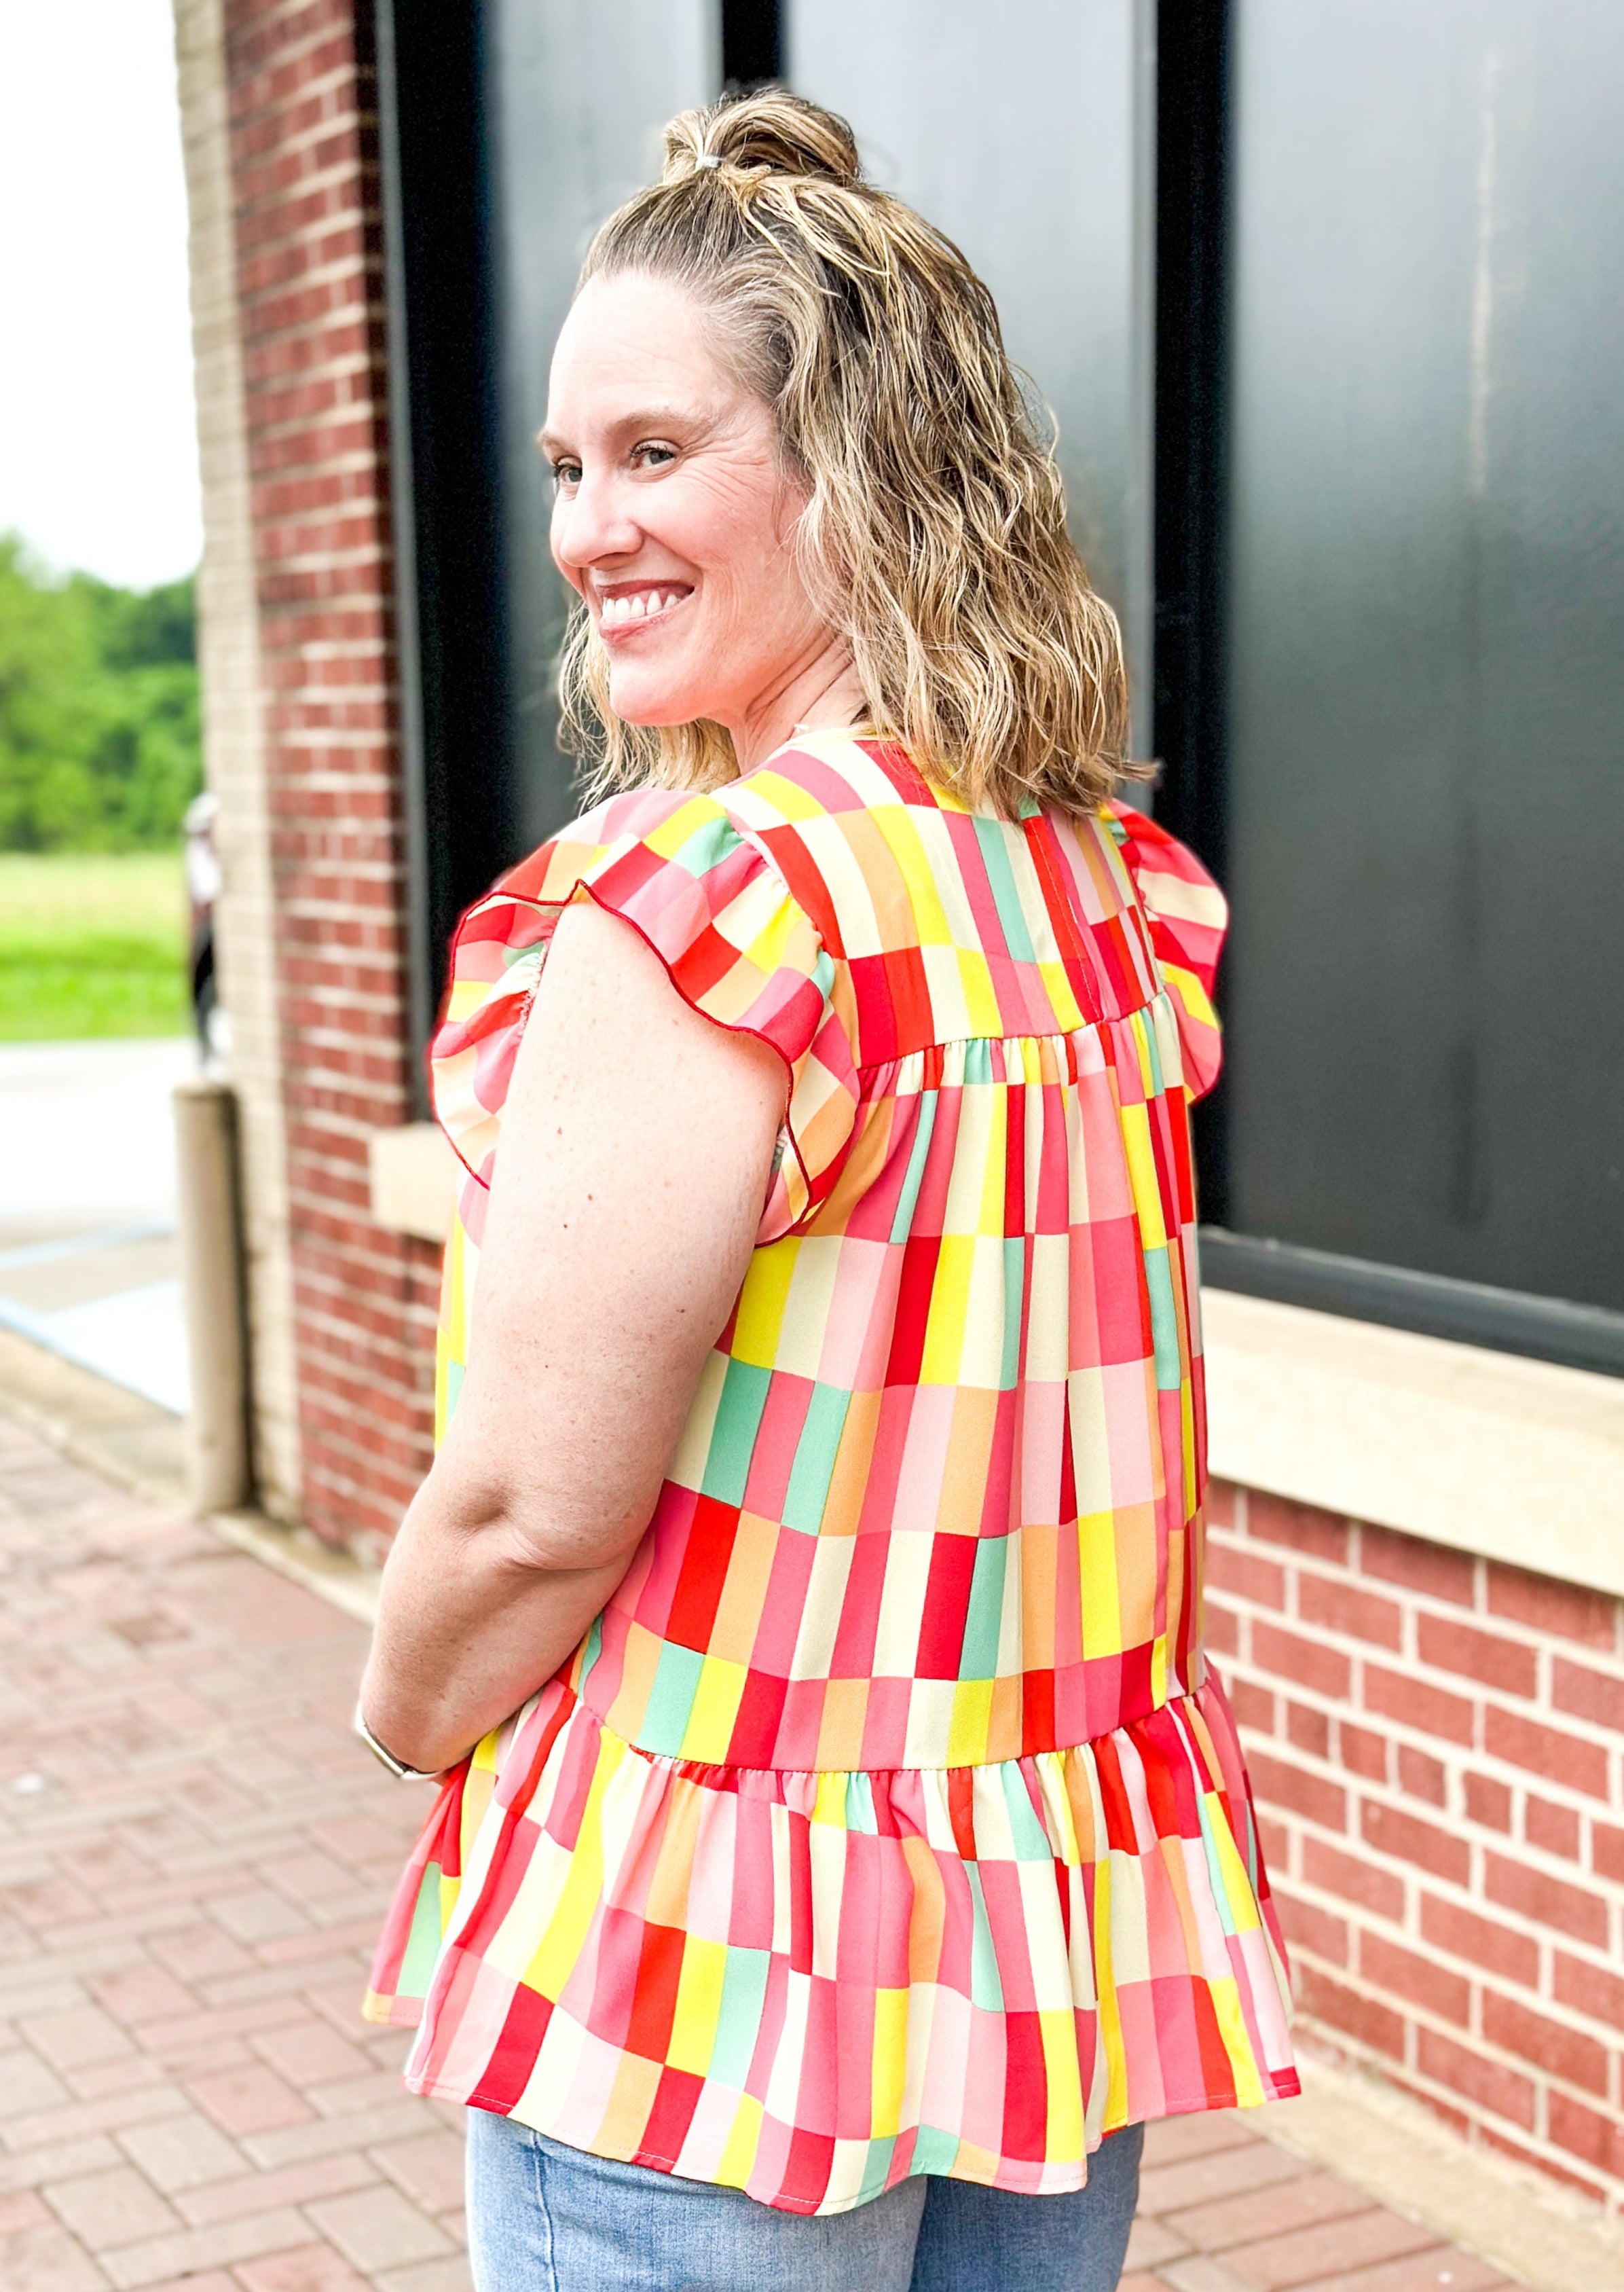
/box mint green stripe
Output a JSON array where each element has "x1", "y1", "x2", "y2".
[
  {"x1": 973, "y1": 818, "x2": 1040, "y2": 965},
  {"x1": 669, "y1": 810, "x2": 738, "y2": 879},
  {"x1": 959, "y1": 1537, "x2": 1007, "y2": 1681},
  {"x1": 396, "y1": 1864, "x2": 447, "y2": 2000},
  {"x1": 701, "y1": 1360, "x2": 771, "y2": 1504},
  {"x1": 1194, "y1": 1792, "x2": 1242, "y2": 1938},
  {"x1": 999, "y1": 1760, "x2": 1054, "y2": 1861},
  {"x1": 888, "y1": 1089, "x2": 939, "y2": 1244},
  {"x1": 441, "y1": 1359, "x2": 465, "y2": 1427},
  {"x1": 781, "y1": 1382, "x2": 851, "y2": 1534},
  {"x1": 639, "y1": 1640, "x2": 705, "y2": 1756},
  {"x1": 575, "y1": 1610, "x2": 605, "y2": 1694},
  {"x1": 1000, "y1": 1235, "x2": 1025, "y2": 1390},
  {"x1": 1137, "y1": 1005, "x2": 1167, "y2": 1097},
  {"x1": 1143, "y1": 1245, "x2": 1183, "y2": 1390},
  {"x1": 967, "y1": 1866, "x2": 1005, "y2": 2010},
  {"x1": 844, "y1": 1771, "x2": 878, "y2": 1834},
  {"x1": 711, "y1": 1946, "x2": 771, "y2": 2086},
  {"x1": 856, "y1": 2135, "x2": 898, "y2": 2205},
  {"x1": 911, "y1": 2124, "x2": 962, "y2": 2176}
]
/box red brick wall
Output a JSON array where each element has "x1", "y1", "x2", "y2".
[
  {"x1": 1208, "y1": 1481, "x2": 1624, "y2": 2208},
  {"x1": 225, "y1": 0, "x2": 437, "y2": 1554}
]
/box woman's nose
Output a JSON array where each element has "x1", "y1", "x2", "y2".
[{"x1": 553, "y1": 471, "x2": 641, "y2": 574}]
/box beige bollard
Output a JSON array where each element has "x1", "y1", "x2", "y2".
[{"x1": 173, "y1": 1078, "x2": 251, "y2": 1514}]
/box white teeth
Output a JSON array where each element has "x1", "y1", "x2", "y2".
[{"x1": 599, "y1": 588, "x2": 684, "y2": 627}]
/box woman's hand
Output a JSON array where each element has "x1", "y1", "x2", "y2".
[{"x1": 358, "y1": 897, "x2": 786, "y2": 1775}]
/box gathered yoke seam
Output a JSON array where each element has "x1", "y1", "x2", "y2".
[
  {"x1": 568, "y1": 1665, "x2": 1214, "y2": 1783},
  {"x1": 843, "y1": 990, "x2": 1175, "y2": 1080}
]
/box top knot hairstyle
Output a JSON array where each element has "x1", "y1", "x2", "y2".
[{"x1": 559, "y1": 90, "x2": 1133, "y2": 818}]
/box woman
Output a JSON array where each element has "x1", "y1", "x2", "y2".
[{"x1": 360, "y1": 90, "x2": 1297, "y2": 2292}]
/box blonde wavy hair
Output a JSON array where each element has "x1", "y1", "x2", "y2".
[{"x1": 559, "y1": 89, "x2": 1132, "y2": 819}]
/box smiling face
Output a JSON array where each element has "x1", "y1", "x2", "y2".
[{"x1": 542, "y1": 272, "x2": 836, "y2": 744}]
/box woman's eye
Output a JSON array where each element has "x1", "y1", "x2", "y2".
[
  {"x1": 551, "y1": 460, "x2": 581, "y2": 490},
  {"x1": 633, "y1": 442, "x2": 677, "y2": 471}
]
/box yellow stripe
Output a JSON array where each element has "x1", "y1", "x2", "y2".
[
  {"x1": 666, "y1": 1935, "x2": 728, "y2": 2076},
  {"x1": 1211, "y1": 1975, "x2": 1266, "y2": 2106},
  {"x1": 745, "y1": 769, "x2": 828, "y2": 824},
  {"x1": 1039, "y1": 2006, "x2": 1084, "y2": 2160},
  {"x1": 1162, "y1": 958, "x2": 1217, "y2": 1032},
  {"x1": 1121, "y1": 1103, "x2": 1166, "y2": 1249},
  {"x1": 870, "y1": 1987, "x2": 909, "y2": 2136},
  {"x1": 679, "y1": 1654, "x2": 748, "y2": 1764},
  {"x1": 523, "y1": 1728, "x2": 627, "y2": 1994},
  {"x1": 1077, "y1": 1510, "x2": 1123, "y2": 1657},
  {"x1": 946, "y1": 1677, "x2": 995, "y2": 1766},
  {"x1": 872, "y1": 804, "x2": 955, "y2": 947},
  {"x1": 955, "y1": 946, "x2": 1005, "y2": 1037},
  {"x1": 1092, "y1": 1861, "x2": 1129, "y2": 2128},
  {"x1": 919, "y1": 1235, "x2": 974, "y2": 1384},
  {"x1": 644, "y1": 795, "x2": 722, "y2": 858},
  {"x1": 1206, "y1": 1791, "x2": 1263, "y2": 1932},
  {"x1": 732, "y1": 1239, "x2": 797, "y2": 1367},
  {"x1": 714, "y1": 2091, "x2": 765, "y2": 2189}
]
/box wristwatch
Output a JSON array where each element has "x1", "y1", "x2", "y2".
[{"x1": 353, "y1": 1700, "x2": 439, "y2": 1780}]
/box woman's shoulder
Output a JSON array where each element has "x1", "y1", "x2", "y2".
[
  {"x1": 475, "y1": 731, "x2": 926, "y2": 958},
  {"x1": 729, "y1": 727, "x2": 925, "y2": 827},
  {"x1": 1101, "y1": 798, "x2": 1228, "y2": 943},
  {"x1": 489, "y1": 783, "x2": 734, "y2": 907}
]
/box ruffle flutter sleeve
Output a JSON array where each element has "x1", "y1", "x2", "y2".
[
  {"x1": 1107, "y1": 799, "x2": 1229, "y2": 1099},
  {"x1": 428, "y1": 787, "x2": 859, "y2": 1241}
]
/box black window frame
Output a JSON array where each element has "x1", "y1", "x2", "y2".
[
  {"x1": 377, "y1": 0, "x2": 1623, "y2": 1377},
  {"x1": 1152, "y1": 0, "x2": 1623, "y2": 1379}
]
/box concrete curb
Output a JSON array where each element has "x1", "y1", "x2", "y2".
[
  {"x1": 0, "y1": 1322, "x2": 381, "y2": 1624},
  {"x1": 208, "y1": 1502, "x2": 381, "y2": 1624},
  {"x1": 1259, "y1": 2048, "x2": 1621, "y2": 2292},
  {"x1": 0, "y1": 1322, "x2": 189, "y2": 1511}
]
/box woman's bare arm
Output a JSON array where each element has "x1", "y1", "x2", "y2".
[{"x1": 358, "y1": 897, "x2": 786, "y2": 1774}]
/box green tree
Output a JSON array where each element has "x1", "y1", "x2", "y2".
[{"x1": 0, "y1": 533, "x2": 202, "y2": 850}]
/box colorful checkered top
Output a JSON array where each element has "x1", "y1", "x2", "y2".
[{"x1": 365, "y1": 731, "x2": 1299, "y2": 2215}]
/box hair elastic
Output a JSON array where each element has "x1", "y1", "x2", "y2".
[{"x1": 694, "y1": 153, "x2": 721, "y2": 170}]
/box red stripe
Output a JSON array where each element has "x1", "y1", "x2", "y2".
[
  {"x1": 915, "y1": 1533, "x2": 978, "y2": 1678},
  {"x1": 663, "y1": 1497, "x2": 739, "y2": 1652},
  {"x1": 885, "y1": 1234, "x2": 940, "y2": 1387},
  {"x1": 1000, "y1": 2010, "x2": 1051, "y2": 2160},
  {"x1": 623, "y1": 1921, "x2": 688, "y2": 2062},
  {"x1": 635, "y1": 2065, "x2": 704, "y2": 2169}
]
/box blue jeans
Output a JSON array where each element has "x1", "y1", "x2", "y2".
[{"x1": 465, "y1": 2109, "x2": 1143, "y2": 2292}]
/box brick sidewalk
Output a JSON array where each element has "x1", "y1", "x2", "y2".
[{"x1": 0, "y1": 1410, "x2": 1519, "y2": 2292}]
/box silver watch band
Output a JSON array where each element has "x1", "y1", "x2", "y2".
[{"x1": 353, "y1": 1700, "x2": 437, "y2": 1780}]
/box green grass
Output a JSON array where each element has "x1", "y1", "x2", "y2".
[{"x1": 0, "y1": 852, "x2": 189, "y2": 1039}]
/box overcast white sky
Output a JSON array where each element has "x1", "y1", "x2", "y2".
[{"x1": 0, "y1": 0, "x2": 202, "y2": 589}]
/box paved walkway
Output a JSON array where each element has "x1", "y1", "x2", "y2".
[
  {"x1": 0, "y1": 1040, "x2": 195, "y2": 1413},
  {"x1": 0, "y1": 1408, "x2": 1521, "y2": 2292}
]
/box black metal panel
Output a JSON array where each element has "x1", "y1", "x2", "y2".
[
  {"x1": 375, "y1": 0, "x2": 513, "y2": 1108},
  {"x1": 1219, "y1": 0, "x2": 1624, "y2": 1346},
  {"x1": 1152, "y1": 0, "x2": 1232, "y2": 1222},
  {"x1": 1152, "y1": 0, "x2": 1230, "y2": 878},
  {"x1": 1202, "y1": 1231, "x2": 1624, "y2": 1380},
  {"x1": 785, "y1": 0, "x2": 1153, "y2": 725},
  {"x1": 480, "y1": 3, "x2": 714, "y2": 852},
  {"x1": 377, "y1": 1, "x2": 716, "y2": 1092},
  {"x1": 722, "y1": 0, "x2": 782, "y2": 88}
]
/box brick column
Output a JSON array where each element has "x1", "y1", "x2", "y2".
[
  {"x1": 181, "y1": 0, "x2": 439, "y2": 1553},
  {"x1": 1207, "y1": 1487, "x2": 1624, "y2": 2210},
  {"x1": 175, "y1": 0, "x2": 301, "y2": 1521}
]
